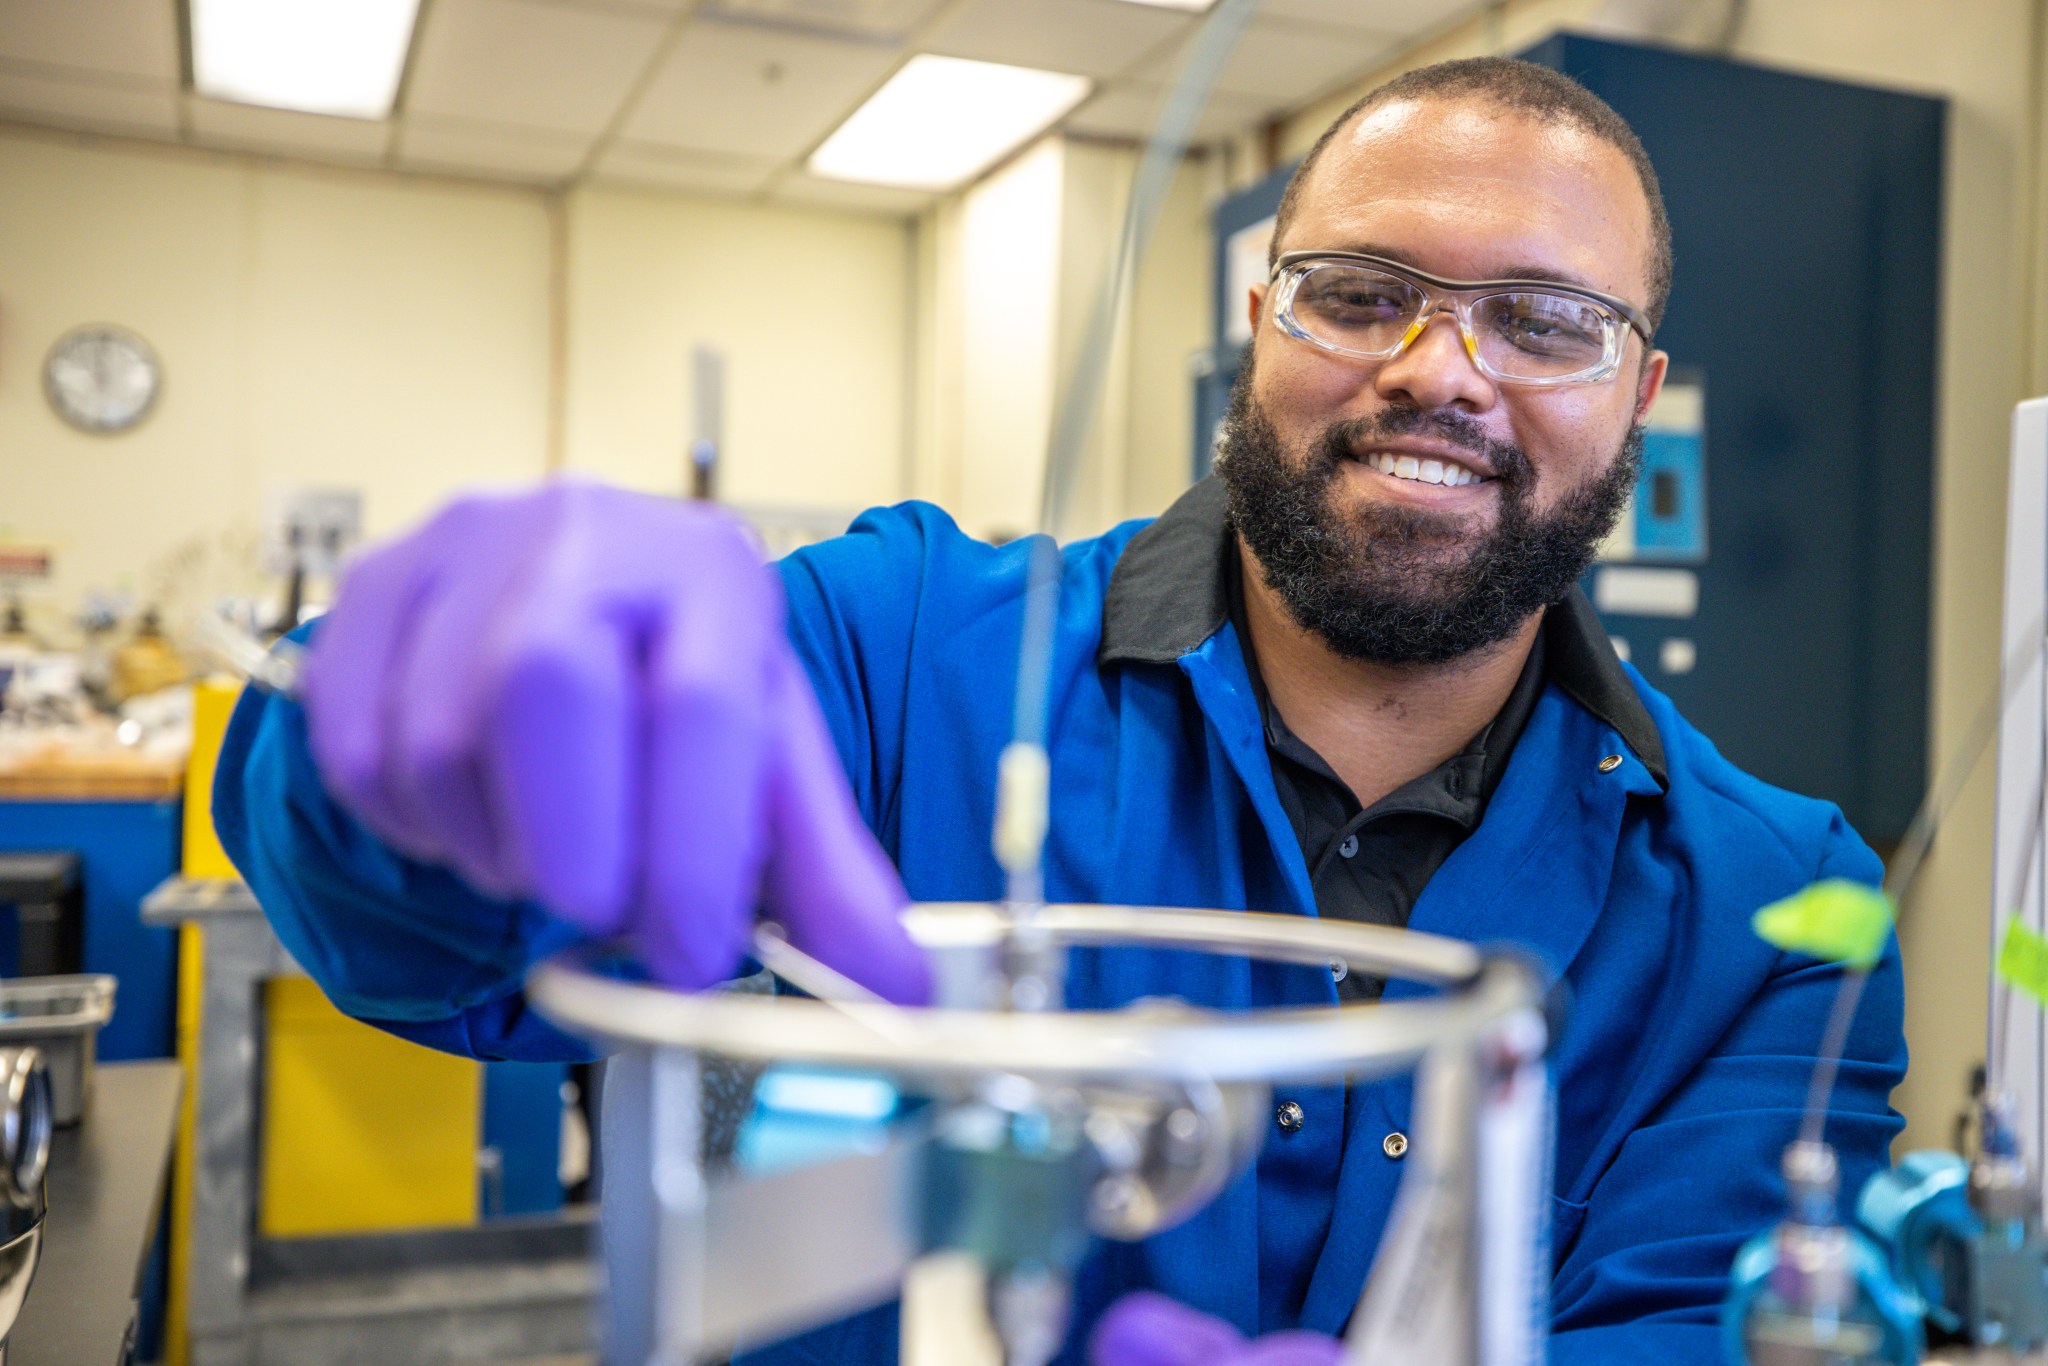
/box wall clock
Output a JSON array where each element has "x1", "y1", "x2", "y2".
[{"x1": 43, "y1": 325, "x2": 161, "y2": 434}]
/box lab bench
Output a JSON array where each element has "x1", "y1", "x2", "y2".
[{"x1": 12, "y1": 1059, "x2": 181, "y2": 1365}]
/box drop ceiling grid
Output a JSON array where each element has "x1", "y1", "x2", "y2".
[
  {"x1": 1127, "y1": 15, "x2": 1403, "y2": 100},
  {"x1": 0, "y1": 0, "x2": 1490, "y2": 201},
  {"x1": 918, "y1": 0, "x2": 1195, "y2": 81},
  {"x1": 700, "y1": 0, "x2": 952, "y2": 40},
  {"x1": 0, "y1": 60, "x2": 180, "y2": 139},
  {"x1": 404, "y1": 0, "x2": 675, "y2": 136},
  {"x1": 616, "y1": 15, "x2": 908, "y2": 161},
  {"x1": 0, "y1": 0, "x2": 181, "y2": 85}
]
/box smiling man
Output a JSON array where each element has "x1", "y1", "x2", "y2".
[{"x1": 213, "y1": 57, "x2": 1904, "y2": 1366}]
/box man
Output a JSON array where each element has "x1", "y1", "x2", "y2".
[{"x1": 214, "y1": 57, "x2": 1905, "y2": 1365}]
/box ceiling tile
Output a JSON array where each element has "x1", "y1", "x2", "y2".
[
  {"x1": 701, "y1": 0, "x2": 947, "y2": 41},
  {"x1": 769, "y1": 170, "x2": 933, "y2": 215},
  {"x1": 589, "y1": 140, "x2": 780, "y2": 195},
  {"x1": 622, "y1": 16, "x2": 904, "y2": 161},
  {"x1": 1128, "y1": 15, "x2": 1397, "y2": 101},
  {"x1": 921, "y1": 0, "x2": 1191, "y2": 80},
  {"x1": 0, "y1": 61, "x2": 178, "y2": 137},
  {"x1": 187, "y1": 96, "x2": 394, "y2": 163},
  {"x1": 1063, "y1": 78, "x2": 1273, "y2": 143},
  {"x1": 0, "y1": 0, "x2": 178, "y2": 83},
  {"x1": 406, "y1": 0, "x2": 672, "y2": 136},
  {"x1": 396, "y1": 116, "x2": 594, "y2": 182},
  {"x1": 1256, "y1": 0, "x2": 1475, "y2": 33}
]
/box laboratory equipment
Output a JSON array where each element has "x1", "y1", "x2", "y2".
[
  {"x1": 1719, "y1": 877, "x2": 1922, "y2": 1365},
  {"x1": 690, "y1": 345, "x2": 723, "y2": 501},
  {"x1": 528, "y1": 904, "x2": 1554, "y2": 1366},
  {"x1": 1830, "y1": 395, "x2": 2048, "y2": 1361},
  {"x1": 1857, "y1": 1100, "x2": 2048, "y2": 1356},
  {"x1": 0, "y1": 975, "x2": 115, "y2": 1127},
  {"x1": 0, "y1": 1045, "x2": 55, "y2": 1364},
  {"x1": 1717, "y1": 397, "x2": 2048, "y2": 1363},
  {"x1": 1724, "y1": 1140, "x2": 1922, "y2": 1365}
]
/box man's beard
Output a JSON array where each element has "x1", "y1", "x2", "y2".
[{"x1": 1216, "y1": 365, "x2": 1642, "y2": 666}]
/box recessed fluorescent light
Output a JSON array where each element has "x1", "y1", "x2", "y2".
[
  {"x1": 1112, "y1": 0, "x2": 1218, "y2": 9},
  {"x1": 190, "y1": 0, "x2": 422, "y2": 120},
  {"x1": 809, "y1": 55, "x2": 1093, "y2": 192}
]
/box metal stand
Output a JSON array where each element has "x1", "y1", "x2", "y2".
[
  {"x1": 528, "y1": 903, "x2": 1553, "y2": 1366},
  {"x1": 143, "y1": 877, "x2": 596, "y2": 1366}
]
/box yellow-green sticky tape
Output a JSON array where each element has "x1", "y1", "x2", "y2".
[
  {"x1": 1997, "y1": 919, "x2": 2048, "y2": 1007},
  {"x1": 1752, "y1": 879, "x2": 1894, "y2": 969}
]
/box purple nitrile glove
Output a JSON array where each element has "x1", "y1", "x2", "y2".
[
  {"x1": 1090, "y1": 1293, "x2": 1347, "y2": 1366},
  {"x1": 302, "y1": 479, "x2": 930, "y2": 1004}
]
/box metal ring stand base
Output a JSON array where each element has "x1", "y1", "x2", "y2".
[{"x1": 527, "y1": 904, "x2": 1554, "y2": 1366}]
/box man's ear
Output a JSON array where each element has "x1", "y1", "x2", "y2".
[
  {"x1": 1247, "y1": 283, "x2": 1266, "y2": 338},
  {"x1": 1634, "y1": 349, "x2": 1670, "y2": 425}
]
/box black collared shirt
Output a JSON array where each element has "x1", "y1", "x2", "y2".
[{"x1": 1097, "y1": 478, "x2": 1666, "y2": 1000}]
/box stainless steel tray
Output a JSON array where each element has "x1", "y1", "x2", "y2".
[{"x1": 0, "y1": 977, "x2": 115, "y2": 1126}]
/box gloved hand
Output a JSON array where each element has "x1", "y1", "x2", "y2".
[
  {"x1": 1090, "y1": 1293, "x2": 1346, "y2": 1366},
  {"x1": 302, "y1": 480, "x2": 930, "y2": 1004}
]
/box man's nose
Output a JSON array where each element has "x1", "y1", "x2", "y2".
[{"x1": 1372, "y1": 311, "x2": 1497, "y2": 413}]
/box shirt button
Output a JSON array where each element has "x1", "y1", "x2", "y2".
[
  {"x1": 1328, "y1": 958, "x2": 1348, "y2": 983},
  {"x1": 1338, "y1": 834, "x2": 1359, "y2": 859},
  {"x1": 1276, "y1": 1101, "x2": 1305, "y2": 1134},
  {"x1": 1383, "y1": 1131, "x2": 1409, "y2": 1159},
  {"x1": 1598, "y1": 754, "x2": 1624, "y2": 773}
]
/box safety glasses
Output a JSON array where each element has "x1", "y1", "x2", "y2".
[{"x1": 1267, "y1": 249, "x2": 1654, "y2": 387}]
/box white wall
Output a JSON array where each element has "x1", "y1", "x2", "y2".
[
  {"x1": 0, "y1": 128, "x2": 553, "y2": 623},
  {"x1": 559, "y1": 184, "x2": 914, "y2": 516},
  {"x1": 943, "y1": 138, "x2": 1067, "y2": 540},
  {"x1": 1275, "y1": 0, "x2": 2048, "y2": 1153},
  {"x1": 910, "y1": 134, "x2": 1212, "y2": 542},
  {"x1": 0, "y1": 127, "x2": 922, "y2": 630}
]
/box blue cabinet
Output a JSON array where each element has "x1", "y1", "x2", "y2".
[{"x1": 0, "y1": 799, "x2": 181, "y2": 1059}]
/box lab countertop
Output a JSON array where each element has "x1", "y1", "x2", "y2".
[{"x1": 13, "y1": 1059, "x2": 180, "y2": 1365}]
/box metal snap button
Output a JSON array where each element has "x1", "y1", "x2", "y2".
[
  {"x1": 1383, "y1": 1131, "x2": 1409, "y2": 1159},
  {"x1": 1598, "y1": 754, "x2": 1624, "y2": 774},
  {"x1": 1276, "y1": 1101, "x2": 1304, "y2": 1134}
]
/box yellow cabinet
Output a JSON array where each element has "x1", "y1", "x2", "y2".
[{"x1": 259, "y1": 977, "x2": 482, "y2": 1237}]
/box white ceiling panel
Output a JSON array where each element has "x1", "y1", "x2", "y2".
[
  {"x1": 1255, "y1": 0, "x2": 1477, "y2": 33},
  {"x1": 397, "y1": 116, "x2": 593, "y2": 181},
  {"x1": 702, "y1": 0, "x2": 948, "y2": 41},
  {"x1": 0, "y1": 63, "x2": 178, "y2": 137},
  {"x1": 921, "y1": 0, "x2": 1191, "y2": 81},
  {"x1": 187, "y1": 96, "x2": 394, "y2": 162},
  {"x1": 0, "y1": 0, "x2": 178, "y2": 84},
  {"x1": 406, "y1": 0, "x2": 671, "y2": 136},
  {"x1": 1129, "y1": 15, "x2": 1397, "y2": 100},
  {"x1": 622, "y1": 15, "x2": 903, "y2": 161},
  {"x1": 770, "y1": 169, "x2": 932, "y2": 215},
  {"x1": 1063, "y1": 78, "x2": 1271, "y2": 143},
  {"x1": 591, "y1": 140, "x2": 780, "y2": 194}
]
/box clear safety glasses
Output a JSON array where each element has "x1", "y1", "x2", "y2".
[{"x1": 1267, "y1": 250, "x2": 1655, "y2": 387}]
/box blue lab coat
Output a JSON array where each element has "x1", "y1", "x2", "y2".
[{"x1": 214, "y1": 486, "x2": 1906, "y2": 1366}]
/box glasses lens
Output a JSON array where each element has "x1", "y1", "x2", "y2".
[
  {"x1": 1289, "y1": 265, "x2": 1424, "y2": 355},
  {"x1": 1470, "y1": 292, "x2": 1616, "y2": 378}
]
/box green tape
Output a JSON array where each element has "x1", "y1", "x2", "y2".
[
  {"x1": 1997, "y1": 919, "x2": 2048, "y2": 1007},
  {"x1": 1751, "y1": 879, "x2": 1894, "y2": 969}
]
